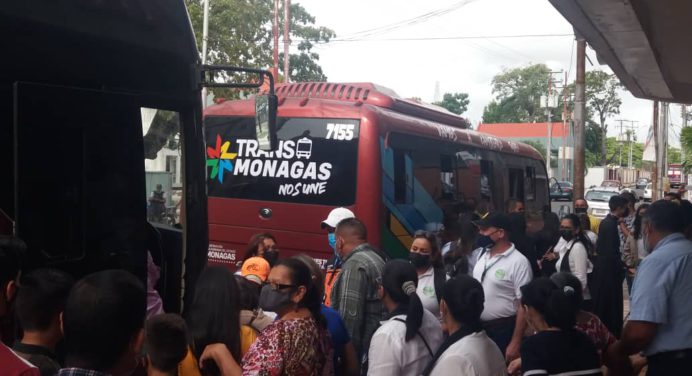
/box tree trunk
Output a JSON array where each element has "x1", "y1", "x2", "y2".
[{"x1": 601, "y1": 125, "x2": 608, "y2": 165}]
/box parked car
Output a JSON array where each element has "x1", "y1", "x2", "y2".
[
  {"x1": 619, "y1": 187, "x2": 640, "y2": 201},
  {"x1": 635, "y1": 178, "x2": 650, "y2": 190},
  {"x1": 601, "y1": 180, "x2": 622, "y2": 189},
  {"x1": 585, "y1": 187, "x2": 621, "y2": 219},
  {"x1": 550, "y1": 181, "x2": 573, "y2": 201},
  {"x1": 643, "y1": 183, "x2": 652, "y2": 201}
]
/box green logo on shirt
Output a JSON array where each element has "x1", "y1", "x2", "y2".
[
  {"x1": 495, "y1": 269, "x2": 506, "y2": 279},
  {"x1": 423, "y1": 286, "x2": 435, "y2": 297}
]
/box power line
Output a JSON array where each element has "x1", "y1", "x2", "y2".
[
  {"x1": 304, "y1": 33, "x2": 574, "y2": 47},
  {"x1": 339, "y1": 0, "x2": 481, "y2": 40}
]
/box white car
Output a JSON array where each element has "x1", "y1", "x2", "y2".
[
  {"x1": 643, "y1": 183, "x2": 652, "y2": 201},
  {"x1": 585, "y1": 187, "x2": 621, "y2": 219}
]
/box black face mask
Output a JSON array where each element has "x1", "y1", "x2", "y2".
[
  {"x1": 574, "y1": 207, "x2": 587, "y2": 214},
  {"x1": 258, "y1": 285, "x2": 293, "y2": 312},
  {"x1": 409, "y1": 252, "x2": 431, "y2": 269},
  {"x1": 560, "y1": 230, "x2": 574, "y2": 241},
  {"x1": 263, "y1": 250, "x2": 279, "y2": 267},
  {"x1": 622, "y1": 208, "x2": 630, "y2": 218},
  {"x1": 476, "y1": 235, "x2": 495, "y2": 249}
]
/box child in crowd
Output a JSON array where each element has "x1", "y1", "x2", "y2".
[
  {"x1": 144, "y1": 314, "x2": 189, "y2": 376},
  {"x1": 13, "y1": 268, "x2": 74, "y2": 376}
]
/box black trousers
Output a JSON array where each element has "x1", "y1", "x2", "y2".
[
  {"x1": 648, "y1": 349, "x2": 692, "y2": 376},
  {"x1": 482, "y1": 316, "x2": 516, "y2": 356}
]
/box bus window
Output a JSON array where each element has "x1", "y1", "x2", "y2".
[
  {"x1": 508, "y1": 168, "x2": 524, "y2": 200},
  {"x1": 393, "y1": 149, "x2": 412, "y2": 204},
  {"x1": 455, "y1": 148, "x2": 481, "y2": 201},
  {"x1": 440, "y1": 154, "x2": 455, "y2": 200},
  {"x1": 142, "y1": 108, "x2": 184, "y2": 228},
  {"x1": 525, "y1": 166, "x2": 536, "y2": 200},
  {"x1": 480, "y1": 160, "x2": 494, "y2": 203},
  {"x1": 205, "y1": 117, "x2": 359, "y2": 206}
]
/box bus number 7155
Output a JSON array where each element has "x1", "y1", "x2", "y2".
[{"x1": 326, "y1": 123, "x2": 355, "y2": 140}]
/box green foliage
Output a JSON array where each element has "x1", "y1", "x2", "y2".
[
  {"x1": 669, "y1": 146, "x2": 682, "y2": 164},
  {"x1": 433, "y1": 92, "x2": 470, "y2": 115},
  {"x1": 186, "y1": 0, "x2": 334, "y2": 96},
  {"x1": 482, "y1": 64, "x2": 565, "y2": 123},
  {"x1": 681, "y1": 127, "x2": 692, "y2": 163},
  {"x1": 520, "y1": 139, "x2": 546, "y2": 159},
  {"x1": 585, "y1": 71, "x2": 622, "y2": 164}
]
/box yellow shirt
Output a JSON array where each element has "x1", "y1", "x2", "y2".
[
  {"x1": 589, "y1": 214, "x2": 601, "y2": 234},
  {"x1": 178, "y1": 326, "x2": 259, "y2": 376},
  {"x1": 241, "y1": 325, "x2": 259, "y2": 355},
  {"x1": 178, "y1": 347, "x2": 201, "y2": 376}
]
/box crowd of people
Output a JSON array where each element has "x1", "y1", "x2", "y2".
[{"x1": 2, "y1": 191, "x2": 692, "y2": 376}]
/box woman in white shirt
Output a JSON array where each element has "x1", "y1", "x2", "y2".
[
  {"x1": 368, "y1": 259, "x2": 444, "y2": 376},
  {"x1": 555, "y1": 214, "x2": 593, "y2": 309},
  {"x1": 423, "y1": 275, "x2": 507, "y2": 376},
  {"x1": 409, "y1": 230, "x2": 446, "y2": 319}
]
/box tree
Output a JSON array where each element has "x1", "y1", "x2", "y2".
[
  {"x1": 433, "y1": 92, "x2": 469, "y2": 115},
  {"x1": 186, "y1": 0, "x2": 334, "y2": 95},
  {"x1": 585, "y1": 71, "x2": 622, "y2": 165},
  {"x1": 482, "y1": 64, "x2": 564, "y2": 123},
  {"x1": 520, "y1": 139, "x2": 557, "y2": 167}
]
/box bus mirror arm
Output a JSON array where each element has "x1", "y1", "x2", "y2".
[
  {"x1": 199, "y1": 65, "x2": 278, "y2": 151},
  {"x1": 199, "y1": 65, "x2": 275, "y2": 94}
]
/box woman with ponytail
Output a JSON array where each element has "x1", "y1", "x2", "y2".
[
  {"x1": 515, "y1": 277, "x2": 601, "y2": 376},
  {"x1": 367, "y1": 259, "x2": 443, "y2": 376},
  {"x1": 555, "y1": 214, "x2": 594, "y2": 309},
  {"x1": 196, "y1": 257, "x2": 333, "y2": 376},
  {"x1": 424, "y1": 275, "x2": 507, "y2": 376}
]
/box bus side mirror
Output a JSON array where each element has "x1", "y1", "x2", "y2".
[{"x1": 255, "y1": 94, "x2": 278, "y2": 151}]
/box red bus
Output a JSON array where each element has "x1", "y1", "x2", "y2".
[
  {"x1": 204, "y1": 82, "x2": 550, "y2": 267},
  {"x1": 668, "y1": 163, "x2": 685, "y2": 189}
]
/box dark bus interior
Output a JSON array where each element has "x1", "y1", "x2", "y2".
[{"x1": 0, "y1": 1, "x2": 209, "y2": 314}]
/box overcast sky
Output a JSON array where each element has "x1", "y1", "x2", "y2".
[{"x1": 296, "y1": 0, "x2": 683, "y2": 147}]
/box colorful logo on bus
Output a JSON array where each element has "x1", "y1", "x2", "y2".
[{"x1": 206, "y1": 135, "x2": 237, "y2": 183}]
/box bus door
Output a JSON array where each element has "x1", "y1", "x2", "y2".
[{"x1": 12, "y1": 82, "x2": 190, "y2": 312}]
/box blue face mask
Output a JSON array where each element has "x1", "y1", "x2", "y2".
[
  {"x1": 328, "y1": 233, "x2": 341, "y2": 266},
  {"x1": 328, "y1": 232, "x2": 337, "y2": 250}
]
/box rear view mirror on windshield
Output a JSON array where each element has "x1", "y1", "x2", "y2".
[{"x1": 255, "y1": 94, "x2": 278, "y2": 151}]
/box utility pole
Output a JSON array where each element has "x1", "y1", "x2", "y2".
[
  {"x1": 662, "y1": 102, "x2": 670, "y2": 194},
  {"x1": 273, "y1": 0, "x2": 280, "y2": 79},
  {"x1": 652, "y1": 101, "x2": 659, "y2": 200},
  {"x1": 542, "y1": 70, "x2": 563, "y2": 180},
  {"x1": 561, "y1": 71, "x2": 569, "y2": 181},
  {"x1": 682, "y1": 105, "x2": 688, "y2": 164},
  {"x1": 573, "y1": 38, "x2": 586, "y2": 199},
  {"x1": 283, "y1": 0, "x2": 290, "y2": 83},
  {"x1": 616, "y1": 120, "x2": 638, "y2": 168},
  {"x1": 201, "y1": 0, "x2": 210, "y2": 108}
]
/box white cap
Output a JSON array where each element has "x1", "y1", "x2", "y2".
[{"x1": 321, "y1": 207, "x2": 355, "y2": 229}]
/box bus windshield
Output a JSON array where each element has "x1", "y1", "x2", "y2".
[{"x1": 205, "y1": 116, "x2": 360, "y2": 206}]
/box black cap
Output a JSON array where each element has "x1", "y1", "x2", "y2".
[{"x1": 473, "y1": 212, "x2": 511, "y2": 231}]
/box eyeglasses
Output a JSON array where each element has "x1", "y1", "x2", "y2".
[{"x1": 262, "y1": 281, "x2": 296, "y2": 291}]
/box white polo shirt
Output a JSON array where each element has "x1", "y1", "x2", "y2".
[
  {"x1": 472, "y1": 243, "x2": 533, "y2": 321},
  {"x1": 367, "y1": 310, "x2": 445, "y2": 376},
  {"x1": 429, "y1": 331, "x2": 507, "y2": 376},
  {"x1": 417, "y1": 267, "x2": 439, "y2": 319},
  {"x1": 416, "y1": 267, "x2": 450, "y2": 320}
]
